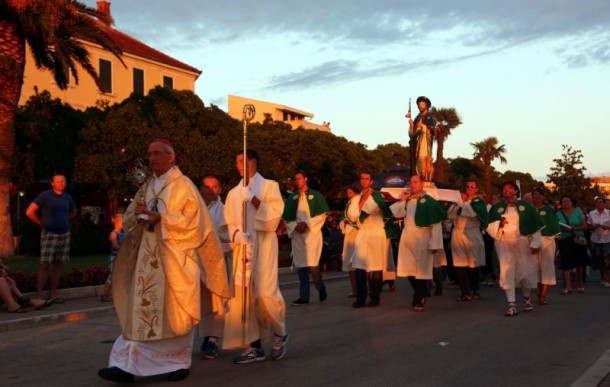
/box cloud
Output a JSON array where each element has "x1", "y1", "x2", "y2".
[
  {"x1": 91, "y1": 0, "x2": 610, "y2": 77},
  {"x1": 556, "y1": 28, "x2": 610, "y2": 68},
  {"x1": 263, "y1": 40, "x2": 532, "y2": 91},
  {"x1": 103, "y1": 0, "x2": 610, "y2": 49}
]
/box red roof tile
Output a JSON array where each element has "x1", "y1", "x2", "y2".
[{"x1": 102, "y1": 27, "x2": 202, "y2": 76}]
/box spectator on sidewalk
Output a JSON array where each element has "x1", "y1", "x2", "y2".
[
  {"x1": 100, "y1": 214, "x2": 124, "y2": 302},
  {"x1": 587, "y1": 197, "x2": 610, "y2": 287},
  {"x1": 556, "y1": 195, "x2": 589, "y2": 295},
  {"x1": 0, "y1": 260, "x2": 51, "y2": 313},
  {"x1": 26, "y1": 173, "x2": 76, "y2": 304}
]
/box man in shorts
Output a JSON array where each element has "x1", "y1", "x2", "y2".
[{"x1": 26, "y1": 173, "x2": 76, "y2": 303}]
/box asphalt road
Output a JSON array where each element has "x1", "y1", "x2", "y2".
[{"x1": 1, "y1": 274, "x2": 609, "y2": 387}]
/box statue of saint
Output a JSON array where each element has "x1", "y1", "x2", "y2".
[{"x1": 408, "y1": 96, "x2": 437, "y2": 182}]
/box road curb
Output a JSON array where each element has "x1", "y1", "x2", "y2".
[
  {"x1": 570, "y1": 349, "x2": 610, "y2": 387},
  {"x1": 1, "y1": 305, "x2": 116, "y2": 333},
  {"x1": 1, "y1": 272, "x2": 348, "y2": 332}
]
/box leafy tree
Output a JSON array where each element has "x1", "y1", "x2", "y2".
[
  {"x1": 0, "y1": 0, "x2": 122, "y2": 256},
  {"x1": 73, "y1": 88, "x2": 387, "y2": 206},
  {"x1": 14, "y1": 90, "x2": 89, "y2": 184},
  {"x1": 74, "y1": 87, "x2": 238, "y2": 200},
  {"x1": 370, "y1": 143, "x2": 409, "y2": 169},
  {"x1": 444, "y1": 157, "x2": 483, "y2": 190},
  {"x1": 430, "y1": 107, "x2": 462, "y2": 182},
  {"x1": 471, "y1": 137, "x2": 507, "y2": 203},
  {"x1": 547, "y1": 145, "x2": 602, "y2": 208}
]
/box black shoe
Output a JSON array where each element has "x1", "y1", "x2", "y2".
[
  {"x1": 352, "y1": 301, "x2": 366, "y2": 308},
  {"x1": 319, "y1": 287, "x2": 327, "y2": 303},
  {"x1": 167, "y1": 369, "x2": 189, "y2": 382},
  {"x1": 290, "y1": 298, "x2": 309, "y2": 306},
  {"x1": 98, "y1": 367, "x2": 135, "y2": 383},
  {"x1": 200, "y1": 337, "x2": 219, "y2": 359}
]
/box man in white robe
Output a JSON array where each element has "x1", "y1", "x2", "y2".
[
  {"x1": 449, "y1": 181, "x2": 487, "y2": 301},
  {"x1": 487, "y1": 182, "x2": 543, "y2": 317},
  {"x1": 223, "y1": 149, "x2": 288, "y2": 364},
  {"x1": 339, "y1": 186, "x2": 360, "y2": 297},
  {"x1": 283, "y1": 171, "x2": 329, "y2": 306},
  {"x1": 198, "y1": 174, "x2": 231, "y2": 359},
  {"x1": 98, "y1": 139, "x2": 230, "y2": 383},
  {"x1": 345, "y1": 172, "x2": 397, "y2": 308},
  {"x1": 391, "y1": 175, "x2": 445, "y2": 311}
]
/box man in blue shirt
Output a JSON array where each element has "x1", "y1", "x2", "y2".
[{"x1": 26, "y1": 173, "x2": 76, "y2": 302}]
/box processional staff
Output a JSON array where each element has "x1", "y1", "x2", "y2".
[{"x1": 241, "y1": 104, "x2": 255, "y2": 325}]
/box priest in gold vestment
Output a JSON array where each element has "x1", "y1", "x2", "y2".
[{"x1": 98, "y1": 140, "x2": 230, "y2": 383}]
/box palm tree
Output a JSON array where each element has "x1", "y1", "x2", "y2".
[
  {"x1": 0, "y1": 0, "x2": 123, "y2": 256},
  {"x1": 471, "y1": 137, "x2": 507, "y2": 203},
  {"x1": 431, "y1": 107, "x2": 462, "y2": 182}
]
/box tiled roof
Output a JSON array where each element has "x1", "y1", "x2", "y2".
[{"x1": 101, "y1": 27, "x2": 202, "y2": 76}]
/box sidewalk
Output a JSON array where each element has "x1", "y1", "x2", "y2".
[{"x1": 0, "y1": 268, "x2": 347, "y2": 333}]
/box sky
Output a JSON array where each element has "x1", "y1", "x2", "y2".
[{"x1": 89, "y1": 0, "x2": 610, "y2": 180}]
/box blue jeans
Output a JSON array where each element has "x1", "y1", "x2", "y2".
[{"x1": 298, "y1": 267, "x2": 325, "y2": 301}]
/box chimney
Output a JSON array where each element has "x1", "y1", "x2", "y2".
[{"x1": 97, "y1": 1, "x2": 111, "y2": 20}]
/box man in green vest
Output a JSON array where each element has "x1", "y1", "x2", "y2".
[
  {"x1": 345, "y1": 172, "x2": 398, "y2": 308},
  {"x1": 487, "y1": 182, "x2": 544, "y2": 317},
  {"x1": 283, "y1": 171, "x2": 330, "y2": 306},
  {"x1": 449, "y1": 181, "x2": 488, "y2": 302},
  {"x1": 390, "y1": 174, "x2": 446, "y2": 311}
]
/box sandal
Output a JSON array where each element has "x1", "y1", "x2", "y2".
[
  {"x1": 504, "y1": 304, "x2": 518, "y2": 317},
  {"x1": 560, "y1": 289, "x2": 572, "y2": 295},
  {"x1": 34, "y1": 299, "x2": 53, "y2": 310},
  {"x1": 472, "y1": 293, "x2": 481, "y2": 300},
  {"x1": 524, "y1": 297, "x2": 533, "y2": 313},
  {"x1": 538, "y1": 296, "x2": 548, "y2": 306},
  {"x1": 8, "y1": 306, "x2": 28, "y2": 313},
  {"x1": 455, "y1": 295, "x2": 472, "y2": 302}
]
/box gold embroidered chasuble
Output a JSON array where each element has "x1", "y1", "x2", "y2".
[{"x1": 113, "y1": 167, "x2": 230, "y2": 341}]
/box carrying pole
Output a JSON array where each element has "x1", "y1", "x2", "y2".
[{"x1": 241, "y1": 104, "x2": 255, "y2": 324}]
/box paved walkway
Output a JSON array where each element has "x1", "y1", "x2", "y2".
[
  {"x1": 0, "y1": 268, "x2": 346, "y2": 332},
  {"x1": 1, "y1": 269, "x2": 609, "y2": 386}
]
